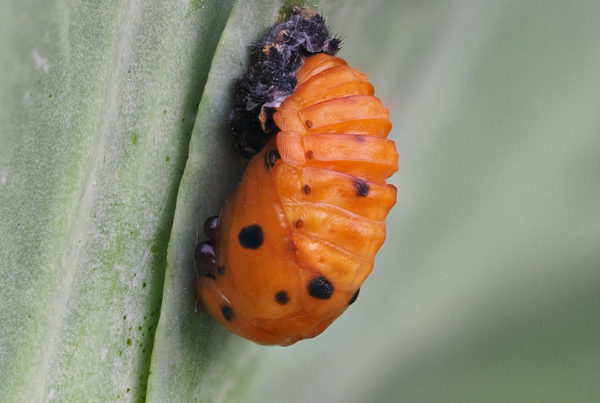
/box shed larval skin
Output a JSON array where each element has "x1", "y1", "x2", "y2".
[{"x1": 197, "y1": 54, "x2": 398, "y2": 346}]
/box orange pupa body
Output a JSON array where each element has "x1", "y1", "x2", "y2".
[{"x1": 196, "y1": 54, "x2": 398, "y2": 346}]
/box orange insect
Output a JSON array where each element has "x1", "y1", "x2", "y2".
[{"x1": 195, "y1": 10, "x2": 397, "y2": 346}]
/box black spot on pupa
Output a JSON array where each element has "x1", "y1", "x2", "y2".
[
  {"x1": 308, "y1": 275, "x2": 333, "y2": 299},
  {"x1": 238, "y1": 224, "x2": 264, "y2": 249},
  {"x1": 352, "y1": 178, "x2": 370, "y2": 197},
  {"x1": 306, "y1": 150, "x2": 314, "y2": 159},
  {"x1": 194, "y1": 241, "x2": 216, "y2": 272},
  {"x1": 275, "y1": 291, "x2": 289, "y2": 305},
  {"x1": 264, "y1": 149, "x2": 280, "y2": 169},
  {"x1": 217, "y1": 265, "x2": 226, "y2": 276},
  {"x1": 303, "y1": 184, "x2": 311, "y2": 194},
  {"x1": 221, "y1": 306, "x2": 234, "y2": 322},
  {"x1": 203, "y1": 216, "x2": 219, "y2": 240},
  {"x1": 295, "y1": 218, "x2": 303, "y2": 228},
  {"x1": 305, "y1": 120, "x2": 314, "y2": 128},
  {"x1": 348, "y1": 288, "x2": 360, "y2": 305}
]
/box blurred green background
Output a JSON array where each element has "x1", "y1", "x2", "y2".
[
  {"x1": 249, "y1": 1, "x2": 600, "y2": 401},
  {"x1": 1, "y1": 0, "x2": 599, "y2": 402}
]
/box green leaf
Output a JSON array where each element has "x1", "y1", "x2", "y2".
[
  {"x1": 0, "y1": 1, "x2": 234, "y2": 401},
  {"x1": 145, "y1": 1, "x2": 282, "y2": 401}
]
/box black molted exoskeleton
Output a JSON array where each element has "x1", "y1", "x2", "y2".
[{"x1": 228, "y1": 8, "x2": 342, "y2": 158}]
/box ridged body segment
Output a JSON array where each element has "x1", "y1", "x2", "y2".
[{"x1": 197, "y1": 54, "x2": 398, "y2": 345}]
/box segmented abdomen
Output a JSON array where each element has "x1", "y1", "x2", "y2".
[
  {"x1": 273, "y1": 53, "x2": 398, "y2": 297},
  {"x1": 197, "y1": 54, "x2": 398, "y2": 346}
]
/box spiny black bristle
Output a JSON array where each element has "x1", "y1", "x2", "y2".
[
  {"x1": 228, "y1": 8, "x2": 342, "y2": 158},
  {"x1": 325, "y1": 35, "x2": 343, "y2": 55}
]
